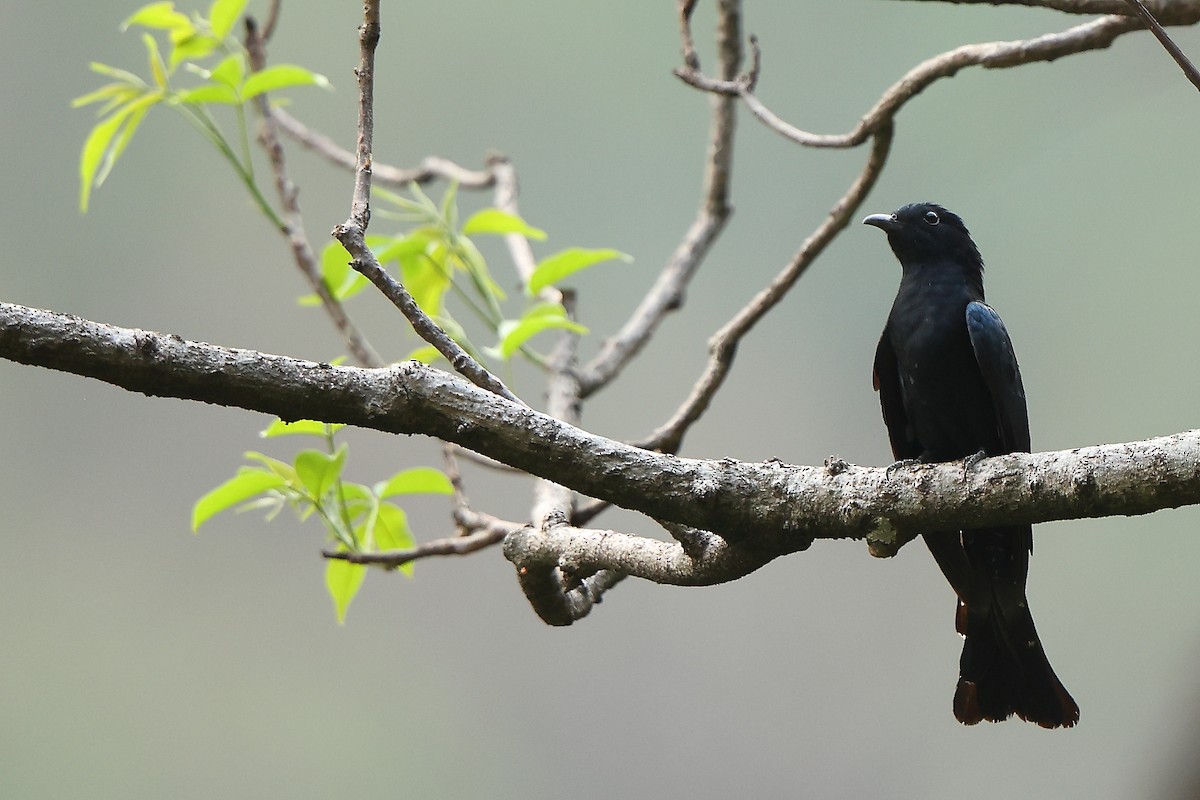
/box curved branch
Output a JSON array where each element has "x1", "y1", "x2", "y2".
[
  {"x1": 3, "y1": 303, "x2": 1198, "y2": 562},
  {"x1": 638, "y1": 122, "x2": 894, "y2": 453},
  {"x1": 269, "y1": 107, "x2": 497, "y2": 189},
  {"x1": 680, "y1": 5, "x2": 1200, "y2": 150},
  {"x1": 578, "y1": 0, "x2": 742, "y2": 396}
]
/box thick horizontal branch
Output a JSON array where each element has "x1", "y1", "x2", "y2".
[{"x1": 3, "y1": 303, "x2": 1198, "y2": 566}]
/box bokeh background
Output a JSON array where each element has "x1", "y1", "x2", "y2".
[{"x1": 3, "y1": 1, "x2": 1200, "y2": 798}]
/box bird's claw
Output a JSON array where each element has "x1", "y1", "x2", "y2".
[
  {"x1": 885, "y1": 458, "x2": 921, "y2": 480},
  {"x1": 962, "y1": 449, "x2": 988, "y2": 472}
]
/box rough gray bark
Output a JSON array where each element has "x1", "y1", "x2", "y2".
[{"x1": 3, "y1": 300, "x2": 1197, "y2": 588}]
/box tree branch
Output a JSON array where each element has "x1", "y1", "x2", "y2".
[
  {"x1": 1122, "y1": 0, "x2": 1200, "y2": 89},
  {"x1": 679, "y1": 5, "x2": 1200, "y2": 150},
  {"x1": 243, "y1": 17, "x2": 383, "y2": 368},
  {"x1": 269, "y1": 106, "x2": 498, "y2": 190},
  {"x1": 577, "y1": 0, "x2": 741, "y2": 396},
  {"x1": 637, "y1": 122, "x2": 894, "y2": 453},
  {"x1": 3, "y1": 302, "x2": 1198, "y2": 582}
]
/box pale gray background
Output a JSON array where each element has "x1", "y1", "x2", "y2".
[{"x1": 2, "y1": 2, "x2": 1200, "y2": 798}]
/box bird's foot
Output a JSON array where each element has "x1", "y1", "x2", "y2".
[
  {"x1": 885, "y1": 458, "x2": 921, "y2": 480},
  {"x1": 962, "y1": 449, "x2": 988, "y2": 472}
]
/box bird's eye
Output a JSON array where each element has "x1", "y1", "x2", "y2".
[{"x1": 924, "y1": 211, "x2": 940, "y2": 226}]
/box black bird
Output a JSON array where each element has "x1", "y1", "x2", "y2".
[{"x1": 864, "y1": 202, "x2": 1078, "y2": 728}]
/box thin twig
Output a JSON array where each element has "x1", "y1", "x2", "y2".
[
  {"x1": 1123, "y1": 0, "x2": 1200, "y2": 89},
  {"x1": 243, "y1": 17, "x2": 382, "y2": 368},
  {"x1": 348, "y1": 2, "x2": 380, "y2": 231},
  {"x1": 260, "y1": 0, "x2": 282, "y2": 42},
  {"x1": 578, "y1": 0, "x2": 742, "y2": 396},
  {"x1": 487, "y1": 152, "x2": 547, "y2": 297},
  {"x1": 332, "y1": 1, "x2": 522, "y2": 405},
  {"x1": 677, "y1": 11, "x2": 1200, "y2": 149},
  {"x1": 323, "y1": 523, "x2": 519, "y2": 568},
  {"x1": 335, "y1": 238, "x2": 525, "y2": 404},
  {"x1": 270, "y1": 107, "x2": 497, "y2": 188},
  {"x1": 637, "y1": 122, "x2": 894, "y2": 453}
]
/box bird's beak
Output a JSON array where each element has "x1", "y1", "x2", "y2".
[{"x1": 862, "y1": 213, "x2": 897, "y2": 231}]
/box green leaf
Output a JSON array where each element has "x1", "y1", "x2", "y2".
[
  {"x1": 373, "y1": 504, "x2": 416, "y2": 576},
  {"x1": 78, "y1": 93, "x2": 160, "y2": 212},
  {"x1": 169, "y1": 31, "x2": 221, "y2": 69},
  {"x1": 461, "y1": 208, "x2": 547, "y2": 241},
  {"x1": 294, "y1": 446, "x2": 348, "y2": 499},
  {"x1": 208, "y1": 0, "x2": 249, "y2": 39},
  {"x1": 88, "y1": 62, "x2": 150, "y2": 87},
  {"x1": 456, "y1": 236, "x2": 507, "y2": 304},
  {"x1": 399, "y1": 252, "x2": 452, "y2": 318},
  {"x1": 72, "y1": 83, "x2": 140, "y2": 110},
  {"x1": 527, "y1": 247, "x2": 631, "y2": 296},
  {"x1": 377, "y1": 467, "x2": 454, "y2": 499},
  {"x1": 243, "y1": 451, "x2": 297, "y2": 483},
  {"x1": 338, "y1": 482, "x2": 375, "y2": 520},
  {"x1": 325, "y1": 555, "x2": 366, "y2": 624},
  {"x1": 374, "y1": 231, "x2": 432, "y2": 263},
  {"x1": 299, "y1": 241, "x2": 371, "y2": 306},
  {"x1": 208, "y1": 53, "x2": 245, "y2": 88},
  {"x1": 489, "y1": 303, "x2": 588, "y2": 360},
  {"x1": 143, "y1": 33, "x2": 170, "y2": 88},
  {"x1": 192, "y1": 467, "x2": 287, "y2": 531},
  {"x1": 123, "y1": 2, "x2": 193, "y2": 32},
  {"x1": 242, "y1": 65, "x2": 330, "y2": 100},
  {"x1": 261, "y1": 419, "x2": 344, "y2": 438},
  {"x1": 174, "y1": 83, "x2": 240, "y2": 105}
]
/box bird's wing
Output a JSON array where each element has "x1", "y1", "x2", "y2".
[
  {"x1": 873, "y1": 331, "x2": 921, "y2": 460},
  {"x1": 965, "y1": 301, "x2": 1031, "y2": 454}
]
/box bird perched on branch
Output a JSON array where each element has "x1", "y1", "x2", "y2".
[{"x1": 864, "y1": 202, "x2": 1078, "y2": 728}]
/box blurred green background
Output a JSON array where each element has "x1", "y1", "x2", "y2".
[{"x1": 3, "y1": 1, "x2": 1200, "y2": 797}]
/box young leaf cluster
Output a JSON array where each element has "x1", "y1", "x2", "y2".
[
  {"x1": 74, "y1": 0, "x2": 328, "y2": 222},
  {"x1": 306, "y1": 182, "x2": 631, "y2": 366},
  {"x1": 192, "y1": 419, "x2": 453, "y2": 622}
]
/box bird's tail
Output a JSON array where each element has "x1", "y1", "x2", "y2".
[{"x1": 925, "y1": 528, "x2": 1080, "y2": 728}]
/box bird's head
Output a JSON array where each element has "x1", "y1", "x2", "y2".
[{"x1": 862, "y1": 202, "x2": 983, "y2": 273}]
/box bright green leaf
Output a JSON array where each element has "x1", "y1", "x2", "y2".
[
  {"x1": 490, "y1": 303, "x2": 588, "y2": 360},
  {"x1": 399, "y1": 252, "x2": 452, "y2": 318},
  {"x1": 461, "y1": 208, "x2": 547, "y2": 241},
  {"x1": 261, "y1": 419, "x2": 344, "y2": 438},
  {"x1": 143, "y1": 33, "x2": 170, "y2": 88},
  {"x1": 298, "y1": 240, "x2": 371, "y2": 305},
  {"x1": 527, "y1": 247, "x2": 631, "y2": 296},
  {"x1": 208, "y1": 53, "x2": 245, "y2": 88},
  {"x1": 339, "y1": 483, "x2": 375, "y2": 520},
  {"x1": 123, "y1": 2, "x2": 192, "y2": 32},
  {"x1": 208, "y1": 0, "x2": 249, "y2": 39},
  {"x1": 72, "y1": 83, "x2": 140, "y2": 110},
  {"x1": 169, "y1": 31, "x2": 221, "y2": 69},
  {"x1": 325, "y1": 555, "x2": 366, "y2": 624},
  {"x1": 88, "y1": 62, "x2": 150, "y2": 87},
  {"x1": 174, "y1": 83, "x2": 240, "y2": 105},
  {"x1": 457, "y1": 236, "x2": 507, "y2": 303},
  {"x1": 192, "y1": 467, "x2": 287, "y2": 531},
  {"x1": 242, "y1": 451, "x2": 297, "y2": 483},
  {"x1": 79, "y1": 93, "x2": 160, "y2": 212},
  {"x1": 294, "y1": 446, "x2": 347, "y2": 499},
  {"x1": 373, "y1": 504, "x2": 416, "y2": 576},
  {"x1": 374, "y1": 231, "x2": 433, "y2": 263},
  {"x1": 242, "y1": 64, "x2": 329, "y2": 100},
  {"x1": 377, "y1": 467, "x2": 454, "y2": 499}
]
